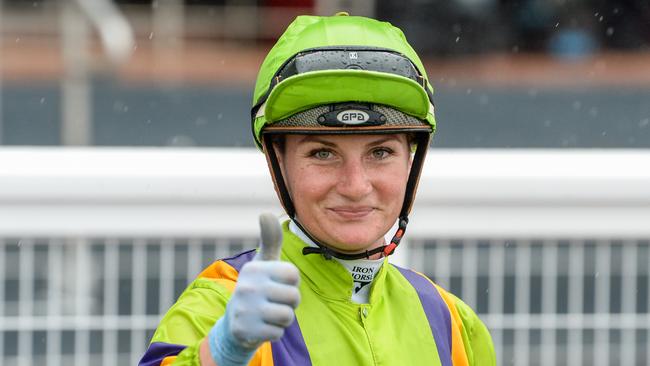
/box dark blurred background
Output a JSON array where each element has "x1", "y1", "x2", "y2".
[{"x1": 1, "y1": 0, "x2": 649, "y2": 148}]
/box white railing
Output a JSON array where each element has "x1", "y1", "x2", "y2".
[{"x1": 1, "y1": 147, "x2": 649, "y2": 366}]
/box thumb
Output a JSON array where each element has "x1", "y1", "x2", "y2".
[{"x1": 257, "y1": 213, "x2": 283, "y2": 261}]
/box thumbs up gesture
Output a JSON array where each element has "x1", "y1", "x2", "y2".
[{"x1": 207, "y1": 214, "x2": 300, "y2": 366}]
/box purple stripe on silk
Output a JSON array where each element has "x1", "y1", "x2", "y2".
[
  {"x1": 138, "y1": 342, "x2": 186, "y2": 366},
  {"x1": 222, "y1": 249, "x2": 257, "y2": 272},
  {"x1": 395, "y1": 266, "x2": 452, "y2": 366},
  {"x1": 271, "y1": 318, "x2": 312, "y2": 365}
]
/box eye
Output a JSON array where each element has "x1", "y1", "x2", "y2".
[
  {"x1": 371, "y1": 147, "x2": 392, "y2": 160},
  {"x1": 311, "y1": 149, "x2": 333, "y2": 160}
]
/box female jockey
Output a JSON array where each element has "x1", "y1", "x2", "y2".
[{"x1": 140, "y1": 13, "x2": 495, "y2": 366}]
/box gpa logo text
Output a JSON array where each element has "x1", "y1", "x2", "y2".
[{"x1": 336, "y1": 110, "x2": 370, "y2": 125}]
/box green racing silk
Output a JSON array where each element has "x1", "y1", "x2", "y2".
[{"x1": 139, "y1": 221, "x2": 495, "y2": 365}]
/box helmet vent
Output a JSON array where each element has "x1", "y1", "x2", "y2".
[{"x1": 267, "y1": 103, "x2": 427, "y2": 130}]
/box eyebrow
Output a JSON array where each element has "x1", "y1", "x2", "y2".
[
  {"x1": 297, "y1": 135, "x2": 402, "y2": 148},
  {"x1": 365, "y1": 136, "x2": 402, "y2": 147},
  {"x1": 297, "y1": 135, "x2": 338, "y2": 147}
]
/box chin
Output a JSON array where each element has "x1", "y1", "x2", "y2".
[{"x1": 330, "y1": 231, "x2": 382, "y2": 251}]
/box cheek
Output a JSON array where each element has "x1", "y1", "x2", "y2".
[
  {"x1": 387, "y1": 176, "x2": 408, "y2": 199},
  {"x1": 377, "y1": 163, "x2": 410, "y2": 203},
  {"x1": 287, "y1": 165, "x2": 332, "y2": 204}
]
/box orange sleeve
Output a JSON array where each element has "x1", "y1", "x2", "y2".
[
  {"x1": 248, "y1": 342, "x2": 274, "y2": 365},
  {"x1": 198, "y1": 260, "x2": 240, "y2": 293},
  {"x1": 160, "y1": 356, "x2": 177, "y2": 366}
]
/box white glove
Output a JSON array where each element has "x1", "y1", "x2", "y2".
[{"x1": 208, "y1": 215, "x2": 300, "y2": 366}]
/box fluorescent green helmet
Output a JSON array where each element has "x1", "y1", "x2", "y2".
[
  {"x1": 252, "y1": 14, "x2": 436, "y2": 260},
  {"x1": 251, "y1": 13, "x2": 436, "y2": 148}
]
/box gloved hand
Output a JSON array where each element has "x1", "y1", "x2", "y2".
[{"x1": 208, "y1": 215, "x2": 300, "y2": 366}]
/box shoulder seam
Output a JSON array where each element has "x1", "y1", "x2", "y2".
[{"x1": 188, "y1": 278, "x2": 236, "y2": 300}]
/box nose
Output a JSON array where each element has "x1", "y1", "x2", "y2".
[{"x1": 336, "y1": 158, "x2": 373, "y2": 200}]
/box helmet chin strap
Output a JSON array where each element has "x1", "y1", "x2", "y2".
[
  {"x1": 298, "y1": 216, "x2": 409, "y2": 260},
  {"x1": 262, "y1": 132, "x2": 429, "y2": 261}
]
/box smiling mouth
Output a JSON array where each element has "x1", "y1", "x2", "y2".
[{"x1": 328, "y1": 207, "x2": 375, "y2": 220}]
